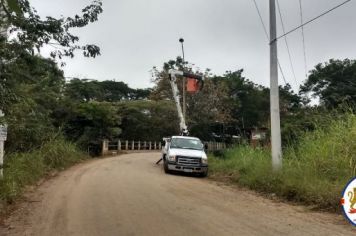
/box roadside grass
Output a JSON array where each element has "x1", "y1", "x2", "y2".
[
  {"x1": 209, "y1": 113, "x2": 356, "y2": 212},
  {"x1": 0, "y1": 137, "x2": 87, "y2": 207}
]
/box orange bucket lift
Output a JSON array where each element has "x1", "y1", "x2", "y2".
[{"x1": 186, "y1": 78, "x2": 200, "y2": 93}]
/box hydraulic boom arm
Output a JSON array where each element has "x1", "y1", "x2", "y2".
[
  {"x1": 168, "y1": 69, "x2": 203, "y2": 136},
  {"x1": 168, "y1": 69, "x2": 187, "y2": 135}
]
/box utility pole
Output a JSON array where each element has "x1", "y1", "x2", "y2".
[
  {"x1": 0, "y1": 111, "x2": 5, "y2": 178},
  {"x1": 269, "y1": 0, "x2": 282, "y2": 170},
  {"x1": 179, "y1": 38, "x2": 186, "y2": 121},
  {"x1": 0, "y1": 2, "x2": 8, "y2": 178}
]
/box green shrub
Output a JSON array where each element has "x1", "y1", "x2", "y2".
[
  {"x1": 209, "y1": 113, "x2": 356, "y2": 212},
  {"x1": 0, "y1": 137, "x2": 86, "y2": 204}
]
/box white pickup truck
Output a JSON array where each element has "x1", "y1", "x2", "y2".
[{"x1": 162, "y1": 136, "x2": 208, "y2": 177}]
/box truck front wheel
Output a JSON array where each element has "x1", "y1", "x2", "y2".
[
  {"x1": 163, "y1": 161, "x2": 170, "y2": 174},
  {"x1": 200, "y1": 169, "x2": 208, "y2": 177}
]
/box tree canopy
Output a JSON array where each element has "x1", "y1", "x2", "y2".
[
  {"x1": 65, "y1": 79, "x2": 151, "y2": 102},
  {"x1": 0, "y1": 0, "x2": 103, "y2": 59},
  {"x1": 300, "y1": 59, "x2": 356, "y2": 108}
]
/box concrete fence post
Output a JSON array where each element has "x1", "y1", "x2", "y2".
[
  {"x1": 138, "y1": 141, "x2": 141, "y2": 150},
  {"x1": 125, "y1": 140, "x2": 128, "y2": 150},
  {"x1": 149, "y1": 141, "x2": 152, "y2": 150},
  {"x1": 132, "y1": 140, "x2": 135, "y2": 150},
  {"x1": 154, "y1": 142, "x2": 157, "y2": 150},
  {"x1": 102, "y1": 139, "x2": 109, "y2": 156},
  {"x1": 118, "y1": 140, "x2": 121, "y2": 151},
  {"x1": 159, "y1": 142, "x2": 162, "y2": 150}
]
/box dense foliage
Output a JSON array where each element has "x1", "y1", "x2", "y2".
[
  {"x1": 300, "y1": 59, "x2": 356, "y2": 109},
  {"x1": 0, "y1": 136, "x2": 86, "y2": 205},
  {"x1": 209, "y1": 112, "x2": 356, "y2": 212}
]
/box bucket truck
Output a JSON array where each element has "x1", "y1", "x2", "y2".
[{"x1": 158, "y1": 69, "x2": 208, "y2": 177}]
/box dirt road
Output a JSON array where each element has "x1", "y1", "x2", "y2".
[{"x1": 1, "y1": 152, "x2": 355, "y2": 236}]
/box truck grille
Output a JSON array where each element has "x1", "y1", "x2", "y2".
[{"x1": 177, "y1": 156, "x2": 201, "y2": 166}]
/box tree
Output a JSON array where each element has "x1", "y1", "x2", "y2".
[
  {"x1": 116, "y1": 100, "x2": 179, "y2": 141},
  {"x1": 3, "y1": 55, "x2": 65, "y2": 151},
  {"x1": 0, "y1": 0, "x2": 104, "y2": 129},
  {"x1": 300, "y1": 59, "x2": 356, "y2": 109},
  {"x1": 63, "y1": 102, "x2": 122, "y2": 150},
  {"x1": 65, "y1": 79, "x2": 151, "y2": 102},
  {"x1": 217, "y1": 70, "x2": 270, "y2": 129},
  {"x1": 64, "y1": 79, "x2": 99, "y2": 102},
  {"x1": 149, "y1": 57, "x2": 192, "y2": 100},
  {"x1": 150, "y1": 57, "x2": 234, "y2": 140},
  {"x1": 187, "y1": 74, "x2": 233, "y2": 140},
  {"x1": 0, "y1": 0, "x2": 103, "y2": 59}
]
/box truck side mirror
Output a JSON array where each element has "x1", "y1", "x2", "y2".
[
  {"x1": 204, "y1": 144, "x2": 208, "y2": 150},
  {"x1": 162, "y1": 137, "x2": 171, "y2": 145}
]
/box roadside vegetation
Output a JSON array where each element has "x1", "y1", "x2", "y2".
[
  {"x1": 0, "y1": 136, "x2": 86, "y2": 210},
  {"x1": 209, "y1": 112, "x2": 356, "y2": 212}
]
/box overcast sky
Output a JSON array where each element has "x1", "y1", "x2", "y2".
[{"x1": 31, "y1": 0, "x2": 356, "y2": 91}]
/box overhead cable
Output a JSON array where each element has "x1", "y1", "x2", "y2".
[
  {"x1": 275, "y1": 0, "x2": 352, "y2": 41},
  {"x1": 276, "y1": 0, "x2": 298, "y2": 86},
  {"x1": 299, "y1": 0, "x2": 308, "y2": 80},
  {"x1": 252, "y1": 0, "x2": 288, "y2": 85}
]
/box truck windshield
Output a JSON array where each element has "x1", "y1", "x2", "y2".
[{"x1": 170, "y1": 138, "x2": 204, "y2": 150}]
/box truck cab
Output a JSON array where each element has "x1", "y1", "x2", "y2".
[{"x1": 162, "y1": 136, "x2": 208, "y2": 177}]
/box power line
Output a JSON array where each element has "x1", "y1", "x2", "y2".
[
  {"x1": 275, "y1": 0, "x2": 353, "y2": 41},
  {"x1": 252, "y1": 0, "x2": 288, "y2": 85},
  {"x1": 277, "y1": 61, "x2": 288, "y2": 85},
  {"x1": 252, "y1": 0, "x2": 269, "y2": 39},
  {"x1": 276, "y1": 0, "x2": 298, "y2": 86},
  {"x1": 299, "y1": 0, "x2": 308, "y2": 80}
]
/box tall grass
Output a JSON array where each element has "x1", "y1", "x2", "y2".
[
  {"x1": 0, "y1": 137, "x2": 86, "y2": 206},
  {"x1": 209, "y1": 113, "x2": 356, "y2": 212}
]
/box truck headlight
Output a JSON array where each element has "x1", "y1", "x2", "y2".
[
  {"x1": 168, "y1": 155, "x2": 176, "y2": 162},
  {"x1": 201, "y1": 157, "x2": 208, "y2": 164}
]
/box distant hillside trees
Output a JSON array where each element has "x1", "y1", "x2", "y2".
[{"x1": 65, "y1": 79, "x2": 151, "y2": 102}]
